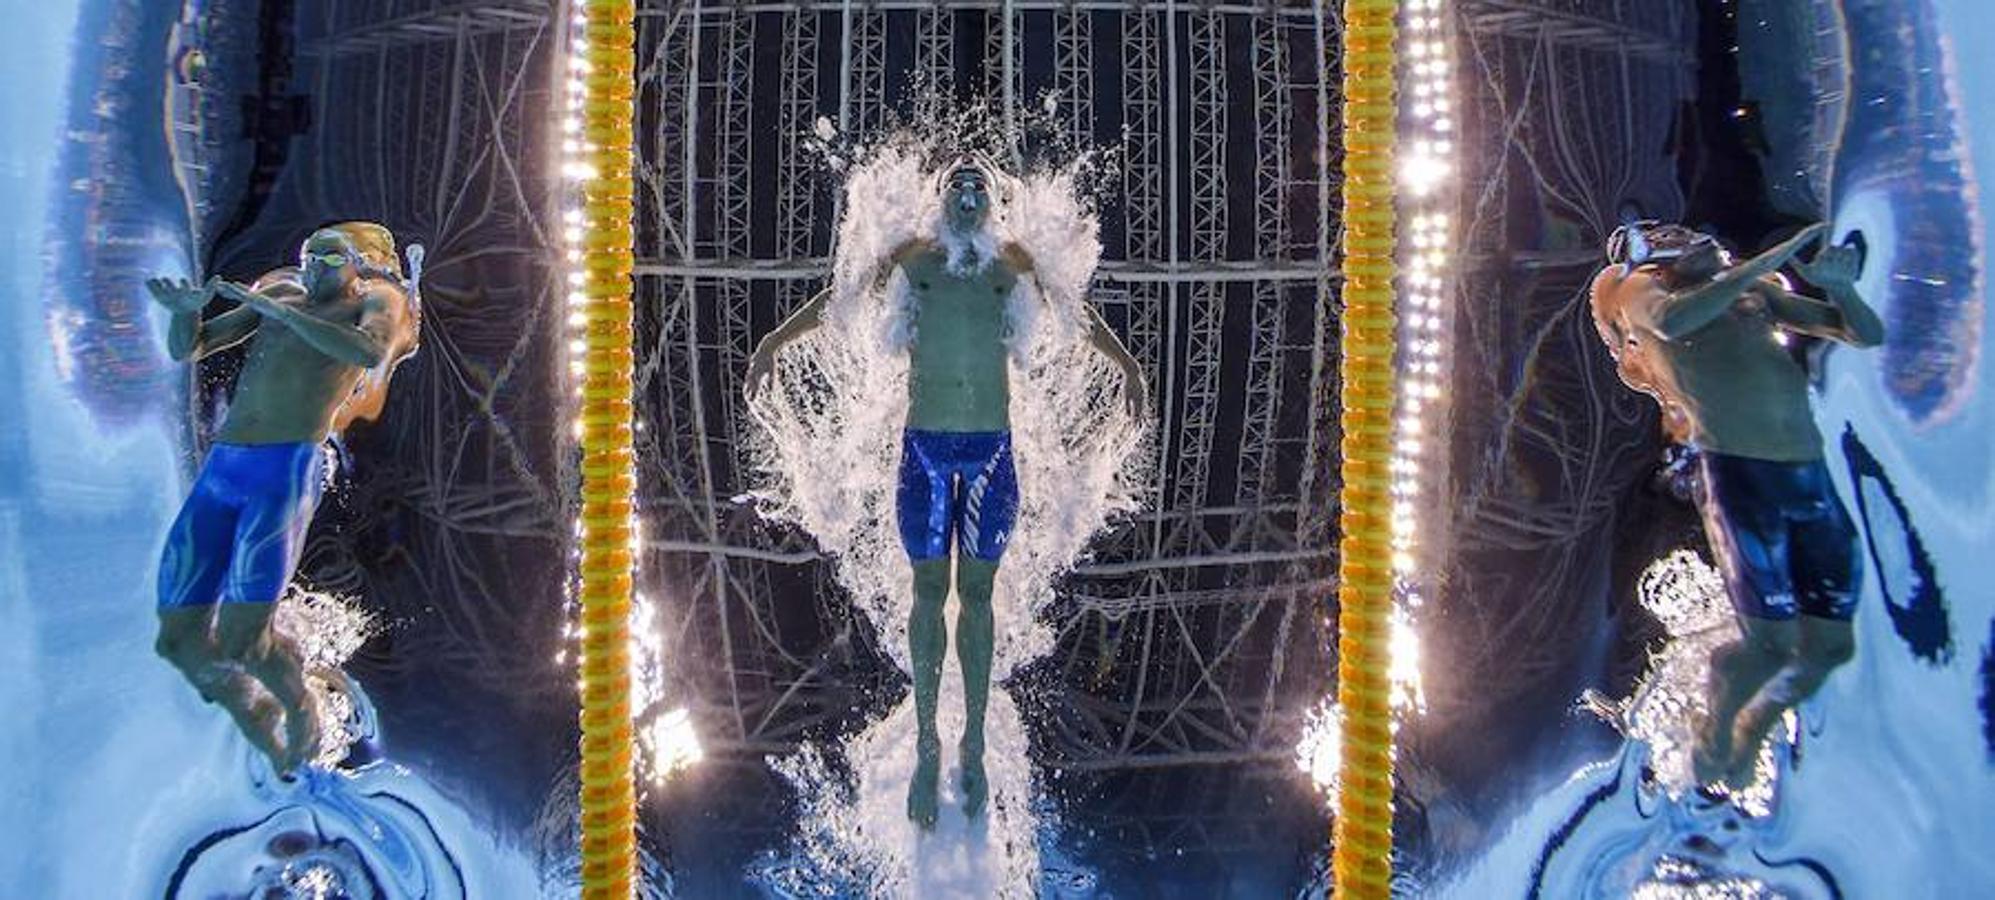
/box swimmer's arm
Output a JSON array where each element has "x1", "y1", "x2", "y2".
[
  {"x1": 177, "y1": 304, "x2": 262, "y2": 362},
  {"x1": 1782, "y1": 245, "x2": 1886, "y2": 347},
  {"x1": 862, "y1": 239, "x2": 927, "y2": 293},
  {"x1": 1083, "y1": 305, "x2": 1142, "y2": 375},
  {"x1": 1644, "y1": 224, "x2": 1827, "y2": 340},
  {"x1": 1002, "y1": 241, "x2": 1140, "y2": 370},
  {"x1": 1007, "y1": 242, "x2": 1149, "y2": 413},
  {"x1": 150, "y1": 276, "x2": 254, "y2": 362},
  {"x1": 1751, "y1": 283, "x2": 1843, "y2": 339},
  {"x1": 220, "y1": 281, "x2": 397, "y2": 368},
  {"x1": 757, "y1": 288, "x2": 833, "y2": 353},
  {"x1": 1817, "y1": 280, "x2": 1886, "y2": 347}
]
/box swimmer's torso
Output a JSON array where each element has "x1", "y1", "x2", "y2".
[
  {"x1": 216, "y1": 284, "x2": 375, "y2": 445},
  {"x1": 898, "y1": 246, "x2": 1018, "y2": 432},
  {"x1": 1605, "y1": 268, "x2": 1822, "y2": 462}
]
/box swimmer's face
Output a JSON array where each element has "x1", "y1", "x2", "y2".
[
  {"x1": 299, "y1": 231, "x2": 359, "y2": 294},
  {"x1": 943, "y1": 167, "x2": 992, "y2": 231}
]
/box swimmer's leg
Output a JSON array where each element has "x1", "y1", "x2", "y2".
[
  {"x1": 217, "y1": 602, "x2": 322, "y2": 773},
  {"x1": 1690, "y1": 453, "x2": 1798, "y2": 787},
  {"x1": 154, "y1": 606, "x2": 221, "y2": 699},
  {"x1": 210, "y1": 665, "x2": 293, "y2": 772},
  {"x1": 907, "y1": 558, "x2": 950, "y2": 828},
  {"x1": 162, "y1": 604, "x2": 286, "y2": 769},
  {"x1": 952, "y1": 436, "x2": 1015, "y2": 819},
  {"x1": 218, "y1": 443, "x2": 328, "y2": 772},
  {"x1": 1697, "y1": 616, "x2": 1797, "y2": 786},
  {"x1": 155, "y1": 494, "x2": 296, "y2": 768},
  {"x1": 1727, "y1": 615, "x2": 1854, "y2": 782},
  {"x1": 954, "y1": 557, "x2": 995, "y2": 819},
  {"x1": 154, "y1": 470, "x2": 234, "y2": 693}
]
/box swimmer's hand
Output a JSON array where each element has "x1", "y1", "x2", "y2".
[
  {"x1": 1752, "y1": 222, "x2": 1831, "y2": 278},
  {"x1": 145, "y1": 276, "x2": 218, "y2": 314},
  {"x1": 744, "y1": 342, "x2": 777, "y2": 404},
  {"x1": 1120, "y1": 362, "x2": 1148, "y2": 421},
  {"x1": 1793, "y1": 243, "x2": 1862, "y2": 288},
  {"x1": 212, "y1": 279, "x2": 288, "y2": 317}
]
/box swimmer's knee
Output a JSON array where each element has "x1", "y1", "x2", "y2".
[
  {"x1": 214, "y1": 621, "x2": 272, "y2": 663},
  {"x1": 954, "y1": 560, "x2": 997, "y2": 603},
  {"x1": 912, "y1": 560, "x2": 951, "y2": 603},
  {"x1": 154, "y1": 630, "x2": 205, "y2": 667},
  {"x1": 1803, "y1": 623, "x2": 1856, "y2": 670},
  {"x1": 1737, "y1": 617, "x2": 1802, "y2": 662}
]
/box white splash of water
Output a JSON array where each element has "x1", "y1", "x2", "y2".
[
  {"x1": 745, "y1": 120, "x2": 1145, "y2": 895},
  {"x1": 1295, "y1": 696, "x2": 1344, "y2": 805},
  {"x1": 767, "y1": 658, "x2": 1040, "y2": 898},
  {"x1": 274, "y1": 587, "x2": 378, "y2": 767},
  {"x1": 1630, "y1": 861, "x2": 1777, "y2": 900},
  {"x1": 629, "y1": 589, "x2": 703, "y2": 785},
  {"x1": 1617, "y1": 549, "x2": 1784, "y2": 815},
  {"x1": 643, "y1": 707, "x2": 704, "y2": 783},
  {"x1": 1390, "y1": 604, "x2": 1428, "y2": 714},
  {"x1": 1293, "y1": 605, "x2": 1423, "y2": 812}
]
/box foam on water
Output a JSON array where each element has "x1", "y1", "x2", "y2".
[
  {"x1": 762, "y1": 657, "x2": 1040, "y2": 897},
  {"x1": 744, "y1": 113, "x2": 1145, "y2": 895}
]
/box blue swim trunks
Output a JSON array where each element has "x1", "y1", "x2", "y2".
[
  {"x1": 896, "y1": 429, "x2": 1019, "y2": 562},
  {"x1": 1695, "y1": 451, "x2": 1862, "y2": 621},
  {"x1": 157, "y1": 442, "x2": 328, "y2": 608}
]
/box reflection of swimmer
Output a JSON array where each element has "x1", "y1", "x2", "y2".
[
  {"x1": 745, "y1": 160, "x2": 1146, "y2": 828},
  {"x1": 1589, "y1": 221, "x2": 1885, "y2": 790},
  {"x1": 148, "y1": 222, "x2": 421, "y2": 775}
]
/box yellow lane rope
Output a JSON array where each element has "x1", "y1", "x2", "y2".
[
  {"x1": 577, "y1": 1, "x2": 637, "y2": 896},
  {"x1": 1334, "y1": 0, "x2": 1400, "y2": 896}
]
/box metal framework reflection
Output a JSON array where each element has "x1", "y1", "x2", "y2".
[{"x1": 632, "y1": 1, "x2": 1345, "y2": 850}]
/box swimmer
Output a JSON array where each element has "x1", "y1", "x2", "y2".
[
  {"x1": 147, "y1": 221, "x2": 420, "y2": 775},
  {"x1": 745, "y1": 160, "x2": 1146, "y2": 827},
  {"x1": 1589, "y1": 220, "x2": 1884, "y2": 788}
]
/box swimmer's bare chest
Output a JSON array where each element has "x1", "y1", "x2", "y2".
[
  {"x1": 218, "y1": 292, "x2": 368, "y2": 445},
  {"x1": 1619, "y1": 282, "x2": 1822, "y2": 460},
  {"x1": 899, "y1": 249, "x2": 1020, "y2": 432}
]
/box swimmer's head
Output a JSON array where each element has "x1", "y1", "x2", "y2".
[
  {"x1": 298, "y1": 230, "x2": 360, "y2": 296},
  {"x1": 1606, "y1": 220, "x2": 1730, "y2": 280},
  {"x1": 299, "y1": 221, "x2": 403, "y2": 295},
  {"x1": 298, "y1": 221, "x2": 421, "y2": 356},
  {"x1": 940, "y1": 158, "x2": 995, "y2": 233}
]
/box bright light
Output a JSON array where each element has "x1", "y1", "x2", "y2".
[
  {"x1": 1389, "y1": 605, "x2": 1426, "y2": 713},
  {"x1": 1382, "y1": 0, "x2": 1457, "y2": 742},
  {"x1": 1295, "y1": 697, "x2": 1344, "y2": 803},
  {"x1": 642, "y1": 707, "x2": 705, "y2": 783}
]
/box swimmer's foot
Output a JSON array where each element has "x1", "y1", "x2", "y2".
[
  {"x1": 1675, "y1": 788, "x2": 1747, "y2": 859},
  {"x1": 212, "y1": 678, "x2": 289, "y2": 774},
  {"x1": 245, "y1": 702, "x2": 291, "y2": 774},
  {"x1": 1719, "y1": 731, "x2": 1765, "y2": 791},
  {"x1": 280, "y1": 687, "x2": 325, "y2": 774},
  {"x1": 959, "y1": 735, "x2": 987, "y2": 819},
  {"x1": 908, "y1": 733, "x2": 940, "y2": 829},
  {"x1": 1690, "y1": 707, "x2": 1735, "y2": 789}
]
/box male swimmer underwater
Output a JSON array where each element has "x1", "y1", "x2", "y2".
[
  {"x1": 746, "y1": 160, "x2": 1146, "y2": 828},
  {"x1": 147, "y1": 222, "x2": 420, "y2": 775},
  {"x1": 1589, "y1": 221, "x2": 1884, "y2": 788}
]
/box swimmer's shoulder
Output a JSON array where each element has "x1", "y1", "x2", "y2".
[
  {"x1": 998, "y1": 242, "x2": 1033, "y2": 272},
  {"x1": 1591, "y1": 263, "x2": 1672, "y2": 308},
  {"x1": 891, "y1": 238, "x2": 937, "y2": 266}
]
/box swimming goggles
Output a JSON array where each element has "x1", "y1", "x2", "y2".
[
  {"x1": 1606, "y1": 220, "x2": 1719, "y2": 272},
  {"x1": 302, "y1": 249, "x2": 352, "y2": 269}
]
